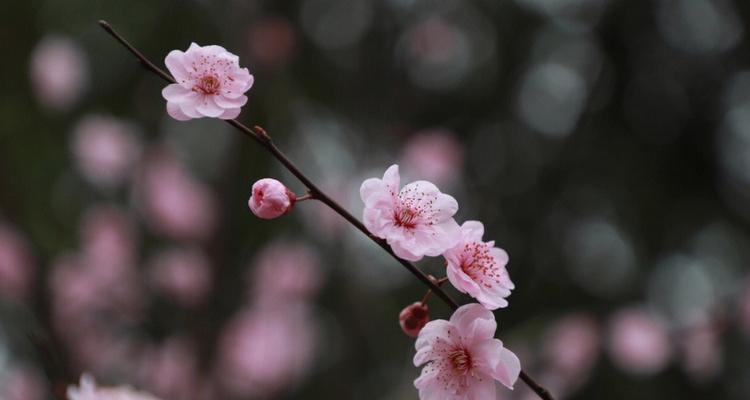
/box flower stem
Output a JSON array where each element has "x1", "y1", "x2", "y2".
[
  {"x1": 296, "y1": 193, "x2": 315, "y2": 202},
  {"x1": 97, "y1": 20, "x2": 554, "y2": 400}
]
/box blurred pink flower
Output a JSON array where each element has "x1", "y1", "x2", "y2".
[
  {"x1": 607, "y1": 308, "x2": 672, "y2": 375},
  {"x1": 80, "y1": 205, "x2": 136, "y2": 270},
  {"x1": 140, "y1": 338, "x2": 202, "y2": 400},
  {"x1": 162, "y1": 43, "x2": 254, "y2": 121},
  {"x1": 248, "y1": 17, "x2": 297, "y2": 68},
  {"x1": 216, "y1": 306, "x2": 316, "y2": 397},
  {"x1": 1, "y1": 365, "x2": 48, "y2": 400},
  {"x1": 71, "y1": 114, "x2": 140, "y2": 188},
  {"x1": 444, "y1": 221, "x2": 514, "y2": 310},
  {"x1": 250, "y1": 240, "x2": 321, "y2": 304},
  {"x1": 400, "y1": 302, "x2": 430, "y2": 338},
  {"x1": 543, "y1": 313, "x2": 600, "y2": 384},
  {"x1": 149, "y1": 247, "x2": 212, "y2": 307},
  {"x1": 68, "y1": 374, "x2": 162, "y2": 400},
  {"x1": 0, "y1": 224, "x2": 34, "y2": 301},
  {"x1": 414, "y1": 303, "x2": 521, "y2": 399},
  {"x1": 248, "y1": 178, "x2": 296, "y2": 219},
  {"x1": 360, "y1": 164, "x2": 461, "y2": 261},
  {"x1": 30, "y1": 35, "x2": 88, "y2": 111},
  {"x1": 402, "y1": 129, "x2": 463, "y2": 185},
  {"x1": 137, "y1": 150, "x2": 217, "y2": 241}
]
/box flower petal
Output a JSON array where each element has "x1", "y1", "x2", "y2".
[
  {"x1": 167, "y1": 101, "x2": 192, "y2": 121},
  {"x1": 461, "y1": 220, "x2": 485, "y2": 242},
  {"x1": 449, "y1": 303, "x2": 496, "y2": 341}
]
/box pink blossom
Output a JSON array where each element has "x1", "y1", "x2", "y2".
[
  {"x1": 80, "y1": 205, "x2": 136, "y2": 269},
  {"x1": 400, "y1": 302, "x2": 430, "y2": 338},
  {"x1": 137, "y1": 150, "x2": 217, "y2": 241},
  {"x1": 444, "y1": 221, "x2": 514, "y2": 310},
  {"x1": 139, "y1": 338, "x2": 201, "y2": 400},
  {"x1": 249, "y1": 240, "x2": 320, "y2": 304},
  {"x1": 68, "y1": 374, "x2": 162, "y2": 400},
  {"x1": 149, "y1": 247, "x2": 212, "y2": 307},
  {"x1": 162, "y1": 43, "x2": 254, "y2": 121},
  {"x1": 360, "y1": 164, "x2": 461, "y2": 261},
  {"x1": 402, "y1": 129, "x2": 464, "y2": 185},
  {"x1": 414, "y1": 304, "x2": 521, "y2": 399},
  {"x1": 30, "y1": 35, "x2": 88, "y2": 111},
  {"x1": 71, "y1": 114, "x2": 140, "y2": 188},
  {"x1": 1, "y1": 365, "x2": 47, "y2": 400},
  {"x1": 248, "y1": 178, "x2": 296, "y2": 219},
  {"x1": 607, "y1": 308, "x2": 672, "y2": 375},
  {"x1": 543, "y1": 313, "x2": 600, "y2": 384},
  {"x1": 215, "y1": 307, "x2": 315, "y2": 397},
  {"x1": 0, "y1": 224, "x2": 34, "y2": 301}
]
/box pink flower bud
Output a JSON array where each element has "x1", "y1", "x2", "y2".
[
  {"x1": 248, "y1": 179, "x2": 296, "y2": 219},
  {"x1": 399, "y1": 302, "x2": 429, "y2": 338}
]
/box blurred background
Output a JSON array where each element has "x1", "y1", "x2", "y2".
[{"x1": 2, "y1": 0, "x2": 750, "y2": 399}]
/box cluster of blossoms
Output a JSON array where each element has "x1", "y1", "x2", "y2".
[{"x1": 160, "y1": 43, "x2": 520, "y2": 399}]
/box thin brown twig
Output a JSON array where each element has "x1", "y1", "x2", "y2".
[{"x1": 97, "y1": 20, "x2": 555, "y2": 400}]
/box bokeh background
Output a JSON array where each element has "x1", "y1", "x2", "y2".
[{"x1": 2, "y1": 0, "x2": 750, "y2": 399}]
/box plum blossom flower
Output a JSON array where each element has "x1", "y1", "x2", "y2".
[
  {"x1": 249, "y1": 240, "x2": 321, "y2": 305},
  {"x1": 137, "y1": 150, "x2": 218, "y2": 241},
  {"x1": 30, "y1": 35, "x2": 88, "y2": 111},
  {"x1": 360, "y1": 164, "x2": 461, "y2": 261},
  {"x1": 400, "y1": 302, "x2": 430, "y2": 337},
  {"x1": 68, "y1": 374, "x2": 162, "y2": 400},
  {"x1": 402, "y1": 128, "x2": 464, "y2": 186},
  {"x1": 162, "y1": 43, "x2": 254, "y2": 121},
  {"x1": 71, "y1": 114, "x2": 141, "y2": 188},
  {"x1": 444, "y1": 221, "x2": 514, "y2": 310},
  {"x1": 149, "y1": 247, "x2": 212, "y2": 307},
  {"x1": 607, "y1": 307, "x2": 671, "y2": 375},
  {"x1": 248, "y1": 178, "x2": 296, "y2": 219},
  {"x1": 414, "y1": 304, "x2": 521, "y2": 399},
  {"x1": 216, "y1": 306, "x2": 316, "y2": 397}
]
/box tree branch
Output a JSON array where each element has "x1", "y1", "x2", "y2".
[{"x1": 97, "y1": 20, "x2": 554, "y2": 400}]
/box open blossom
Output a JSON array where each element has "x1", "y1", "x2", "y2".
[
  {"x1": 162, "y1": 43, "x2": 253, "y2": 121},
  {"x1": 68, "y1": 374, "x2": 162, "y2": 400},
  {"x1": 607, "y1": 307, "x2": 671, "y2": 375},
  {"x1": 71, "y1": 114, "x2": 140, "y2": 188},
  {"x1": 444, "y1": 221, "x2": 514, "y2": 310},
  {"x1": 360, "y1": 164, "x2": 461, "y2": 261},
  {"x1": 248, "y1": 178, "x2": 296, "y2": 219},
  {"x1": 400, "y1": 302, "x2": 430, "y2": 338},
  {"x1": 414, "y1": 304, "x2": 521, "y2": 399},
  {"x1": 30, "y1": 35, "x2": 88, "y2": 111}
]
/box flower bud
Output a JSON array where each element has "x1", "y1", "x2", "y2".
[
  {"x1": 399, "y1": 302, "x2": 429, "y2": 338},
  {"x1": 248, "y1": 178, "x2": 296, "y2": 219}
]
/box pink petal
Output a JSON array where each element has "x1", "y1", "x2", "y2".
[
  {"x1": 162, "y1": 84, "x2": 194, "y2": 102},
  {"x1": 382, "y1": 164, "x2": 400, "y2": 191},
  {"x1": 359, "y1": 177, "x2": 387, "y2": 203},
  {"x1": 390, "y1": 239, "x2": 423, "y2": 262},
  {"x1": 164, "y1": 50, "x2": 191, "y2": 82},
  {"x1": 495, "y1": 347, "x2": 521, "y2": 389},
  {"x1": 214, "y1": 94, "x2": 247, "y2": 108},
  {"x1": 218, "y1": 107, "x2": 241, "y2": 120},
  {"x1": 461, "y1": 220, "x2": 485, "y2": 242},
  {"x1": 167, "y1": 102, "x2": 192, "y2": 121},
  {"x1": 196, "y1": 96, "x2": 224, "y2": 117},
  {"x1": 449, "y1": 303, "x2": 496, "y2": 342}
]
